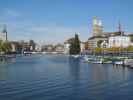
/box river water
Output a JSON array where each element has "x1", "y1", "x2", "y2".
[{"x1": 0, "y1": 55, "x2": 133, "y2": 100}]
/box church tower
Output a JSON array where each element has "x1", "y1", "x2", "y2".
[
  {"x1": 0, "y1": 25, "x2": 8, "y2": 41},
  {"x1": 92, "y1": 17, "x2": 103, "y2": 36}
]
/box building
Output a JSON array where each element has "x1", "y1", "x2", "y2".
[
  {"x1": 101, "y1": 40, "x2": 108, "y2": 48},
  {"x1": 64, "y1": 38, "x2": 74, "y2": 54},
  {"x1": 108, "y1": 36, "x2": 131, "y2": 48},
  {"x1": 41, "y1": 45, "x2": 54, "y2": 52},
  {"x1": 10, "y1": 41, "x2": 23, "y2": 53},
  {"x1": 80, "y1": 41, "x2": 86, "y2": 52},
  {"x1": 87, "y1": 36, "x2": 108, "y2": 49},
  {"x1": 35, "y1": 44, "x2": 42, "y2": 52},
  {"x1": 55, "y1": 44, "x2": 64, "y2": 53},
  {"x1": 0, "y1": 25, "x2": 7, "y2": 41},
  {"x1": 92, "y1": 17, "x2": 103, "y2": 36},
  {"x1": 86, "y1": 17, "x2": 107, "y2": 50}
]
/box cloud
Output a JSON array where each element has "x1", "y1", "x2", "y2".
[
  {"x1": 6, "y1": 23, "x2": 89, "y2": 43},
  {"x1": 27, "y1": 25, "x2": 89, "y2": 42},
  {"x1": 0, "y1": 17, "x2": 89, "y2": 44},
  {"x1": 4, "y1": 9, "x2": 20, "y2": 17},
  {"x1": 29, "y1": 25, "x2": 88, "y2": 36}
]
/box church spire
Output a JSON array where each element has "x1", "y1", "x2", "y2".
[
  {"x1": 2, "y1": 24, "x2": 8, "y2": 41},
  {"x1": 118, "y1": 21, "x2": 122, "y2": 33},
  {"x1": 118, "y1": 21, "x2": 124, "y2": 36}
]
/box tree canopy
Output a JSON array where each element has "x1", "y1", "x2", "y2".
[
  {"x1": 0, "y1": 41, "x2": 11, "y2": 54},
  {"x1": 69, "y1": 34, "x2": 81, "y2": 55}
]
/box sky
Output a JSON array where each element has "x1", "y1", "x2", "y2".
[{"x1": 0, "y1": 0, "x2": 133, "y2": 44}]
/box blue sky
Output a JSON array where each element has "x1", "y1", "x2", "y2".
[{"x1": 0, "y1": 0, "x2": 133, "y2": 44}]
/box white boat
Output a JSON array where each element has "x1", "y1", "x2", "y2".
[
  {"x1": 92, "y1": 58, "x2": 103, "y2": 64},
  {"x1": 82, "y1": 55, "x2": 89, "y2": 62},
  {"x1": 114, "y1": 61, "x2": 123, "y2": 65},
  {"x1": 71, "y1": 55, "x2": 80, "y2": 59},
  {"x1": 124, "y1": 59, "x2": 133, "y2": 68}
]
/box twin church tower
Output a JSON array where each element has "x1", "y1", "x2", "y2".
[{"x1": 92, "y1": 17, "x2": 103, "y2": 36}]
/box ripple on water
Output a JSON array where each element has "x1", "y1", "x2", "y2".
[{"x1": 0, "y1": 55, "x2": 133, "y2": 100}]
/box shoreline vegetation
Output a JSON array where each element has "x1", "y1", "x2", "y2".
[{"x1": 0, "y1": 33, "x2": 133, "y2": 68}]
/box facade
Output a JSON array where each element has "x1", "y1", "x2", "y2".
[
  {"x1": 64, "y1": 43, "x2": 70, "y2": 54},
  {"x1": 41, "y1": 45, "x2": 54, "y2": 52},
  {"x1": 87, "y1": 36, "x2": 108, "y2": 49},
  {"x1": 101, "y1": 40, "x2": 108, "y2": 48},
  {"x1": 10, "y1": 41, "x2": 23, "y2": 53},
  {"x1": 0, "y1": 26, "x2": 7, "y2": 41},
  {"x1": 80, "y1": 42, "x2": 86, "y2": 52},
  {"x1": 35, "y1": 44, "x2": 42, "y2": 52},
  {"x1": 10, "y1": 41, "x2": 36, "y2": 53},
  {"x1": 108, "y1": 36, "x2": 131, "y2": 48},
  {"x1": 55, "y1": 44, "x2": 64, "y2": 53},
  {"x1": 64, "y1": 38, "x2": 74, "y2": 54}
]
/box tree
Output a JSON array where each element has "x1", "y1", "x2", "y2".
[
  {"x1": 69, "y1": 34, "x2": 81, "y2": 55},
  {"x1": 97, "y1": 40, "x2": 103, "y2": 48},
  {"x1": 94, "y1": 47, "x2": 102, "y2": 54},
  {"x1": 126, "y1": 46, "x2": 133, "y2": 52},
  {"x1": 0, "y1": 41, "x2": 11, "y2": 54},
  {"x1": 2, "y1": 41, "x2": 11, "y2": 53},
  {"x1": 29, "y1": 40, "x2": 36, "y2": 51}
]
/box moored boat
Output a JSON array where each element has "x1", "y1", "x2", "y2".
[
  {"x1": 124, "y1": 59, "x2": 133, "y2": 68},
  {"x1": 114, "y1": 61, "x2": 123, "y2": 65}
]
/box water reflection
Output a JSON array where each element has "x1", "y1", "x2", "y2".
[
  {"x1": 90, "y1": 64, "x2": 107, "y2": 83},
  {"x1": 0, "y1": 55, "x2": 133, "y2": 100},
  {"x1": 108, "y1": 65, "x2": 129, "y2": 82},
  {"x1": 68, "y1": 57, "x2": 81, "y2": 80},
  {"x1": 0, "y1": 57, "x2": 17, "y2": 80},
  {"x1": 90, "y1": 64, "x2": 129, "y2": 83}
]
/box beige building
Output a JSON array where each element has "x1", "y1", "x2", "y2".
[
  {"x1": 87, "y1": 36, "x2": 108, "y2": 49},
  {"x1": 80, "y1": 42, "x2": 86, "y2": 52},
  {"x1": 55, "y1": 44, "x2": 64, "y2": 53}
]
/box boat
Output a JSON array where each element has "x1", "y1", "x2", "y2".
[
  {"x1": 114, "y1": 61, "x2": 123, "y2": 65},
  {"x1": 82, "y1": 55, "x2": 89, "y2": 62},
  {"x1": 92, "y1": 58, "x2": 103, "y2": 64},
  {"x1": 124, "y1": 59, "x2": 133, "y2": 68},
  {"x1": 71, "y1": 55, "x2": 80, "y2": 59}
]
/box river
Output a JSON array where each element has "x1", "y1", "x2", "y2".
[{"x1": 0, "y1": 55, "x2": 133, "y2": 100}]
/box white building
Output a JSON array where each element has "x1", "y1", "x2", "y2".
[
  {"x1": 0, "y1": 26, "x2": 7, "y2": 41},
  {"x1": 55, "y1": 44, "x2": 64, "y2": 53},
  {"x1": 0, "y1": 32, "x2": 7, "y2": 41},
  {"x1": 64, "y1": 42, "x2": 70, "y2": 54},
  {"x1": 35, "y1": 44, "x2": 42, "y2": 52},
  {"x1": 108, "y1": 36, "x2": 131, "y2": 48},
  {"x1": 80, "y1": 42, "x2": 85, "y2": 52}
]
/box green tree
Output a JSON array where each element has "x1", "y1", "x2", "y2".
[
  {"x1": 69, "y1": 34, "x2": 81, "y2": 55},
  {"x1": 0, "y1": 40, "x2": 3, "y2": 52},
  {"x1": 2, "y1": 41, "x2": 12, "y2": 53},
  {"x1": 97, "y1": 40, "x2": 103, "y2": 48},
  {"x1": 94, "y1": 47, "x2": 102, "y2": 54},
  {"x1": 29, "y1": 40, "x2": 36, "y2": 51},
  {"x1": 0, "y1": 41, "x2": 11, "y2": 54}
]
